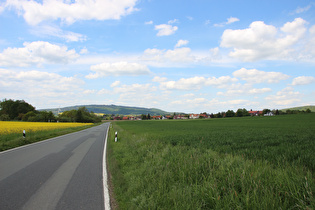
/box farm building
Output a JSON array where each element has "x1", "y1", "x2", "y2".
[
  {"x1": 264, "y1": 112, "x2": 274, "y2": 116},
  {"x1": 248, "y1": 110, "x2": 263, "y2": 116}
]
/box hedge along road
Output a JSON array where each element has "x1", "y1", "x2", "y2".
[{"x1": 0, "y1": 122, "x2": 111, "y2": 210}]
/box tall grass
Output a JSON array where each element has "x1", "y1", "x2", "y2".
[{"x1": 108, "y1": 114, "x2": 314, "y2": 209}]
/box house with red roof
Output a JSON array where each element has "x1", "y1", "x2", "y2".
[
  {"x1": 189, "y1": 114, "x2": 200, "y2": 119},
  {"x1": 248, "y1": 110, "x2": 263, "y2": 116}
]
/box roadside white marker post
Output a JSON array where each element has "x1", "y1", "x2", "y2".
[
  {"x1": 115, "y1": 131, "x2": 118, "y2": 142},
  {"x1": 23, "y1": 130, "x2": 26, "y2": 138}
]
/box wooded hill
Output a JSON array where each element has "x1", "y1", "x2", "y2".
[
  {"x1": 42, "y1": 104, "x2": 170, "y2": 116},
  {"x1": 281, "y1": 105, "x2": 315, "y2": 112}
]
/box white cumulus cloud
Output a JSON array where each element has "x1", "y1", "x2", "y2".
[
  {"x1": 248, "y1": 88, "x2": 272, "y2": 94},
  {"x1": 265, "y1": 87, "x2": 302, "y2": 106},
  {"x1": 175, "y1": 40, "x2": 189, "y2": 48},
  {"x1": 86, "y1": 62, "x2": 151, "y2": 78},
  {"x1": 159, "y1": 76, "x2": 238, "y2": 91},
  {"x1": 221, "y1": 18, "x2": 308, "y2": 61},
  {"x1": 30, "y1": 25, "x2": 87, "y2": 42},
  {"x1": 233, "y1": 68, "x2": 290, "y2": 83},
  {"x1": 219, "y1": 86, "x2": 272, "y2": 96},
  {"x1": 142, "y1": 47, "x2": 195, "y2": 66},
  {"x1": 0, "y1": 69, "x2": 84, "y2": 99},
  {"x1": 293, "y1": 4, "x2": 312, "y2": 14},
  {"x1": 291, "y1": 76, "x2": 315, "y2": 85},
  {"x1": 160, "y1": 76, "x2": 206, "y2": 90},
  {"x1": 5, "y1": 0, "x2": 139, "y2": 25},
  {"x1": 111, "y1": 80, "x2": 121, "y2": 87},
  {"x1": 155, "y1": 24, "x2": 178, "y2": 36},
  {"x1": 214, "y1": 17, "x2": 239, "y2": 27},
  {"x1": 152, "y1": 76, "x2": 167, "y2": 82},
  {"x1": 145, "y1": 20, "x2": 153, "y2": 25},
  {"x1": 227, "y1": 17, "x2": 240, "y2": 24},
  {"x1": 0, "y1": 41, "x2": 79, "y2": 67}
]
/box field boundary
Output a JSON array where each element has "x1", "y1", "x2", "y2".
[{"x1": 0, "y1": 127, "x2": 89, "y2": 155}]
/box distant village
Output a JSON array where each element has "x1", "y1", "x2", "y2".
[{"x1": 100, "y1": 108, "x2": 308, "y2": 121}]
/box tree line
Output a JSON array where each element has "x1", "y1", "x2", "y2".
[
  {"x1": 0, "y1": 99, "x2": 101, "y2": 123},
  {"x1": 209, "y1": 108, "x2": 311, "y2": 118}
]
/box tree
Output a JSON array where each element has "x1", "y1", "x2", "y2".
[
  {"x1": 0, "y1": 99, "x2": 35, "y2": 120},
  {"x1": 22, "y1": 111, "x2": 37, "y2": 121},
  {"x1": 216, "y1": 112, "x2": 222, "y2": 118},
  {"x1": 60, "y1": 110, "x2": 77, "y2": 122},
  {"x1": 38, "y1": 111, "x2": 55, "y2": 122},
  {"x1": 242, "y1": 108, "x2": 249, "y2": 117},
  {"x1": 236, "y1": 108, "x2": 249, "y2": 117},
  {"x1": 141, "y1": 114, "x2": 147, "y2": 120},
  {"x1": 0, "y1": 114, "x2": 10, "y2": 121},
  {"x1": 236, "y1": 109, "x2": 243, "y2": 117},
  {"x1": 226, "y1": 110, "x2": 235, "y2": 117},
  {"x1": 286, "y1": 109, "x2": 292, "y2": 114},
  {"x1": 75, "y1": 109, "x2": 83, "y2": 122},
  {"x1": 58, "y1": 107, "x2": 101, "y2": 123}
]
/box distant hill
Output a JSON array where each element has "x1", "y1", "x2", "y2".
[
  {"x1": 41, "y1": 104, "x2": 171, "y2": 116},
  {"x1": 281, "y1": 105, "x2": 315, "y2": 112}
]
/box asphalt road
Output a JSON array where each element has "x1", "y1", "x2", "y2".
[{"x1": 0, "y1": 122, "x2": 110, "y2": 210}]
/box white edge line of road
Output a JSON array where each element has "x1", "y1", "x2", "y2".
[{"x1": 103, "y1": 123, "x2": 111, "y2": 210}]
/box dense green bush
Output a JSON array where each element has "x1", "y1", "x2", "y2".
[{"x1": 58, "y1": 106, "x2": 101, "y2": 123}]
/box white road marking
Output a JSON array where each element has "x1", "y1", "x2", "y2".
[{"x1": 103, "y1": 124, "x2": 111, "y2": 210}]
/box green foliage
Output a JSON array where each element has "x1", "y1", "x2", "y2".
[
  {"x1": 140, "y1": 113, "x2": 151, "y2": 120},
  {"x1": 283, "y1": 109, "x2": 314, "y2": 115},
  {"x1": 22, "y1": 111, "x2": 37, "y2": 121},
  {"x1": 58, "y1": 106, "x2": 101, "y2": 123},
  {"x1": 236, "y1": 108, "x2": 249, "y2": 117},
  {"x1": 214, "y1": 112, "x2": 223, "y2": 118},
  {"x1": 225, "y1": 110, "x2": 235, "y2": 117},
  {"x1": 0, "y1": 99, "x2": 35, "y2": 120},
  {"x1": 108, "y1": 114, "x2": 315, "y2": 209},
  {"x1": 0, "y1": 114, "x2": 10, "y2": 121},
  {"x1": 21, "y1": 110, "x2": 56, "y2": 122},
  {"x1": 281, "y1": 105, "x2": 315, "y2": 113}
]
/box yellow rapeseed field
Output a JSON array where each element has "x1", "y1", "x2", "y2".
[{"x1": 0, "y1": 121, "x2": 93, "y2": 135}]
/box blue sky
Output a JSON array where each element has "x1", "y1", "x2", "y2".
[{"x1": 0, "y1": 0, "x2": 314, "y2": 113}]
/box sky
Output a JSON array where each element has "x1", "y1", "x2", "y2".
[{"x1": 0, "y1": 0, "x2": 315, "y2": 114}]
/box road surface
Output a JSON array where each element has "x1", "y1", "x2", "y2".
[{"x1": 0, "y1": 123, "x2": 110, "y2": 210}]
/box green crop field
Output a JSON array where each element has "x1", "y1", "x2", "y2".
[{"x1": 107, "y1": 114, "x2": 315, "y2": 209}]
